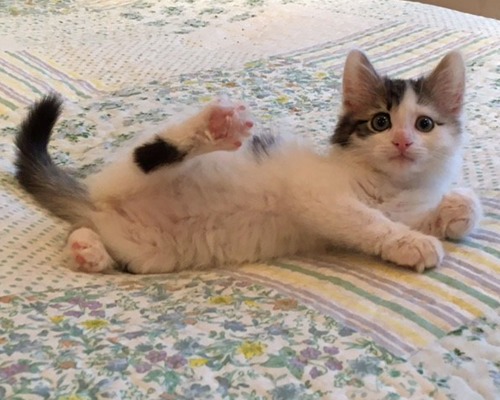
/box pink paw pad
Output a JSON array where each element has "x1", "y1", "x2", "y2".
[
  {"x1": 66, "y1": 228, "x2": 113, "y2": 273},
  {"x1": 207, "y1": 99, "x2": 254, "y2": 148},
  {"x1": 69, "y1": 241, "x2": 92, "y2": 269}
]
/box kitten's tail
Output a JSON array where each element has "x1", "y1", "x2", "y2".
[{"x1": 15, "y1": 94, "x2": 94, "y2": 226}]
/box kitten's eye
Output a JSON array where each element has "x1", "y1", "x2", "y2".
[
  {"x1": 415, "y1": 116, "x2": 434, "y2": 132},
  {"x1": 370, "y1": 113, "x2": 391, "y2": 132}
]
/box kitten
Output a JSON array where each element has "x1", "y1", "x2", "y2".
[{"x1": 14, "y1": 50, "x2": 482, "y2": 274}]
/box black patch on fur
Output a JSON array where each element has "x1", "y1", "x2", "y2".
[
  {"x1": 409, "y1": 77, "x2": 425, "y2": 97},
  {"x1": 331, "y1": 113, "x2": 369, "y2": 146},
  {"x1": 383, "y1": 78, "x2": 407, "y2": 110},
  {"x1": 134, "y1": 137, "x2": 187, "y2": 173},
  {"x1": 409, "y1": 76, "x2": 434, "y2": 107},
  {"x1": 250, "y1": 134, "x2": 278, "y2": 160}
]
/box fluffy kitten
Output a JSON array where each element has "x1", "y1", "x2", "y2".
[{"x1": 15, "y1": 50, "x2": 482, "y2": 274}]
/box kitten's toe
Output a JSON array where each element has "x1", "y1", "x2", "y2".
[
  {"x1": 444, "y1": 218, "x2": 475, "y2": 240},
  {"x1": 66, "y1": 228, "x2": 114, "y2": 273},
  {"x1": 381, "y1": 231, "x2": 444, "y2": 273}
]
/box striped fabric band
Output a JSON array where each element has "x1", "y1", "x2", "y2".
[
  {"x1": 277, "y1": 22, "x2": 499, "y2": 78},
  {"x1": 229, "y1": 194, "x2": 500, "y2": 358},
  {"x1": 0, "y1": 50, "x2": 102, "y2": 115}
]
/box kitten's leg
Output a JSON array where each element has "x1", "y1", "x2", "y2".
[
  {"x1": 298, "y1": 201, "x2": 444, "y2": 273},
  {"x1": 134, "y1": 99, "x2": 254, "y2": 173},
  {"x1": 415, "y1": 188, "x2": 482, "y2": 240},
  {"x1": 65, "y1": 227, "x2": 115, "y2": 273}
]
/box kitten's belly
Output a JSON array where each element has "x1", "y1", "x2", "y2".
[{"x1": 98, "y1": 186, "x2": 318, "y2": 268}]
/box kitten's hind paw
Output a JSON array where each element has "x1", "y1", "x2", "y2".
[
  {"x1": 381, "y1": 231, "x2": 444, "y2": 273},
  {"x1": 200, "y1": 98, "x2": 254, "y2": 151},
  {"x1": 134, "y1": 98, "x2": 255, "y2": 174},
  {"x1": 65, "y1": 228, "x2": 115, "y2": 273}
]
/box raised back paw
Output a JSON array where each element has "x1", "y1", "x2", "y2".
[
  {"x1": 65, "y1": 228, "x2": 115, "y2": 273},
  {"x1": 435, "y1": 189, "x2": 482, "y2": 240},
  {"x1": 201, "y1": 98, "x2": 254, "y2": 151},
  {"x1": 133, "y1": 98, "x2": 255, "y2": 175}
]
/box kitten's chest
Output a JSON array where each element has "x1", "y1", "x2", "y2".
[
  {"x1": 354, "y1": 178, "x2": 435, "y2": 224},
  {"x1": 377, "y1": 196, "x2": 425, "y2": 223}
]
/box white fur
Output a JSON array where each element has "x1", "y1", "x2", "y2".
[{"x1": 66, "y1": 51, "x2": 482, "y2": 274}]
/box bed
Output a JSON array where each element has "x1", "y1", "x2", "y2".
[{"x1": 0, "y1": 0, "x2": 499, "y2": 399}]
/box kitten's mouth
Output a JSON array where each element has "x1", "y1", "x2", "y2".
[{"x1": 390, "y1": 154, "x2": 415, "y2": 163}]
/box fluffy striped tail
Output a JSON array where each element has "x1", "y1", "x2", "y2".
[{"x1": 15, "y1": 94, "x2": 93, "y2": 225}]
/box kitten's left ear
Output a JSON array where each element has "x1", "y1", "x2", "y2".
[
  {"x1": 424, "y1": 51, "x2": 465, "y2": 116},
  {"x1": 342, "y1": 49, "x2": 383, "y2": 113}
]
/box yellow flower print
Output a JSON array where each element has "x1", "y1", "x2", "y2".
[
  {"x1": 81, "y1": 319, "x2": 108, "y2": 330},
  {"x1": 209, "y1": 295, "x2": 234, "y2": 305},
  {"x1": 50, "y1": 315, "x2": 64, "y2": 324},
  {"x1": 189, "y1": 358, "x2": 208, "y2": 367},
  {"x1": 238, "y1": 341, "x2": 267, "y2": 360},
  {"x1": 199, "y1": 95, "x2": 213, "y2": 103},
  {"x1": 244, "y1": 300, "x2": 258, "y2": 308},
  {"x1": 58, "y1": 395, "x2": 85, "y2": 400},
  {"x1": 276, "y1": 95, "x2": 289, "y2": 105}
]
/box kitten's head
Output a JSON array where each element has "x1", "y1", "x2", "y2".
[{"x1": 331, "y1": 50, "x2": 465, "y2": 184}]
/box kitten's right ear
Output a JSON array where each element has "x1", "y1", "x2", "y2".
[
  {"x1": 423, "y1": 51, "x2": 465, "y2": 117},
  {"x1": 342, "y1": 50, "x2": 383, "y2": 113}
]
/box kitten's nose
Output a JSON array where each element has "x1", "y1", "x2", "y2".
[{"x1": 392, "y1": 138, "x2": 413, "y2": 153}]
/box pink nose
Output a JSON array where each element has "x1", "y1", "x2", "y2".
[{"x1": 392, "y1": 139, "x2": 413, "y2": 153}]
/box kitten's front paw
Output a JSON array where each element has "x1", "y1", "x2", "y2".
[
  {"x1": 435, "y1": 188, "x2": 482, "y2": 240},
  {"x1": 381, "y1": 231, "x2": 444, "y2": 273},
  {"x1": 65, "y1": 228, "x2": 114, "y2": 273},
  {"x1": 200, "y1": 98, "x2": 254, "y2": 151}
]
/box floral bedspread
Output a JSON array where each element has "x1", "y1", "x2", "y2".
[{"x1": 0, "y1": 1, "x2": 499, "y2": 399}]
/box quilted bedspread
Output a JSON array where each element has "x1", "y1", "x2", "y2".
[{"x1": 0, "y1": 1, "x2": 499, "y2": 399}]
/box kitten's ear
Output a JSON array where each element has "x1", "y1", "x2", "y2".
[
  {"x1": 423, "y1": 51, "x2": 465, "y2": 116},
  {"x1": 342, "y1": 50, "x2": 383, "y2": 113}
]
